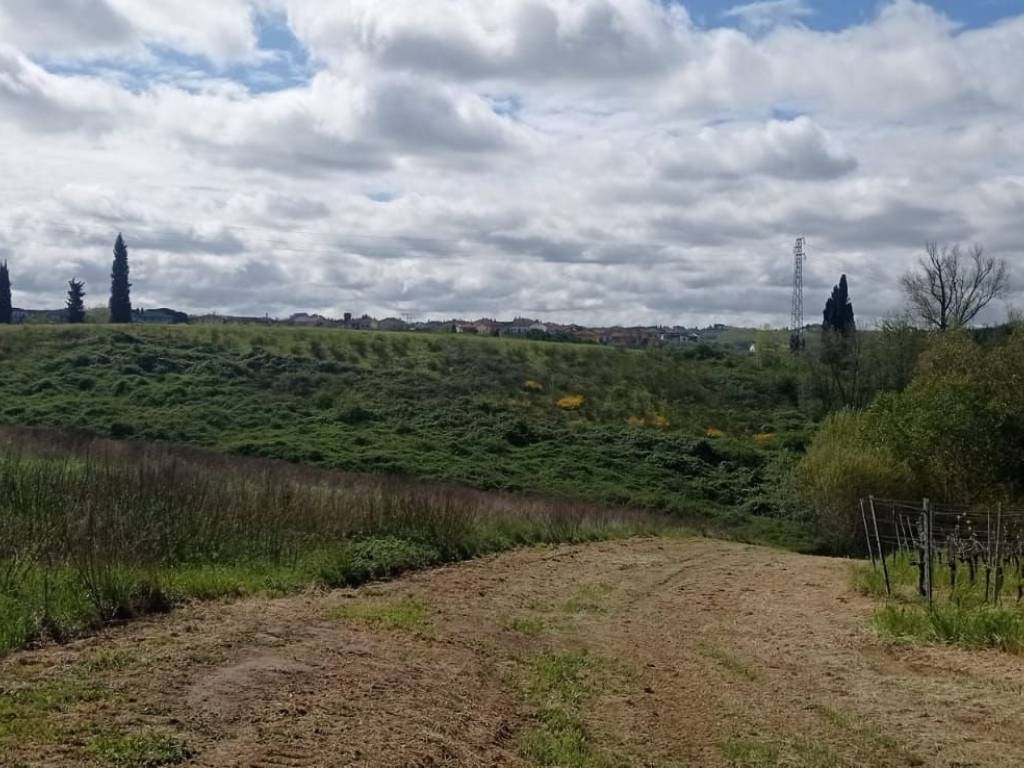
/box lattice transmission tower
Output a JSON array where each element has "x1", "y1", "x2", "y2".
[{"x1": 789, "y1": 237, "x2": 806, "y2": 352}]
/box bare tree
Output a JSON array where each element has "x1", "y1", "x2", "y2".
[{"x1": 900, "y1": 243, "x2": 1009, "y2": 330}]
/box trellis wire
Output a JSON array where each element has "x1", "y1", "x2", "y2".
[{"x1": 863, "y1": 496, "x2": 1024, "y2": 606}]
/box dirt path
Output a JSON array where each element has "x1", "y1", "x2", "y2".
[{"x1": 4, "y1": 537, "x2": 1024, "y2": 767}]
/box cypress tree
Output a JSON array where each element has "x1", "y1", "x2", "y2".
[
  {"x1": 0, "y1": 261, "x2": 11, "y2": 324},
  {"x1": 109, "y1": 233, "x2": 132, "y2": 323},
  {"x1": 823, "y1": 274, "x2": 855, "y2": 334},
  {"x1": 66, "y1": 279, "x2": 86, "y2": 324},
  {"x1": 820, "y1": 274, "x2": 860, "y2": 407}
]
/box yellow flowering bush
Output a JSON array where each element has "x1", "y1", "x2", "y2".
[
  {"x1": 557, "y1": 394, "x2": 585, "y2": 410},
  {"x1": 705, "y1": 427, "x2": 725, "y2": 438}
]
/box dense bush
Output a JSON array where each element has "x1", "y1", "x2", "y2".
[
  {"x1": 790, "y1": 410, "x2": 913, "y2": 553},
  {"x1": 794, "y1": 328, "x2": 1024, "y2": 552}
]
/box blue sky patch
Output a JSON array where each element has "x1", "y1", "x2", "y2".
[{"x1": 685, "y1": 0, "x2": 1022, "y2": 32}]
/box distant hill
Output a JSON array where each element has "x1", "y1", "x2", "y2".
[{"x1": 0, "y1": 324, "x2": 814, "y2": 546}]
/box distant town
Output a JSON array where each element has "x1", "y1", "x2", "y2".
[
  {"x1": 0, "y1": 236, "x2": 755, "y2": 351},
  {"x1": 7, "y1": 305, "x2": 744, "y2": 350}
]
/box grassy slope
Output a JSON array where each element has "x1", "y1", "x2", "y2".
[
  {"x1": 0, "y1": 434, "x2": 668, "y2": 654},
  {"x1": 0, "y1": 325, "x2": 809, "y2": 531}
]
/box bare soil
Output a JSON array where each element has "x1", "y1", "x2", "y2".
[{"x1": 4, "y1": 537, "x2": 1024, "y2": 767}]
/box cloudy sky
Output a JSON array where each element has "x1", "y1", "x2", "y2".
[{"x1": 1, "y1": 0, "x2": 1022, "y2": 326}]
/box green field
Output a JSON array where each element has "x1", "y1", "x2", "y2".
[
  {"x1": 0, "y1": 324, "x2": 810, "y2": 527},
  {"x1": 0, "y1": 323, "x2": 817, "y2": 653}
]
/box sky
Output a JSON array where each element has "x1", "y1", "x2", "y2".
[{"x1": 1, "y1": 0, "x2": 1022, "y2": 327}]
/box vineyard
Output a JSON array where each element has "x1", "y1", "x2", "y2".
[
  {"x1": 862, "y1": 496, "x2": 1024, "y2": 604},
  {"x1": 860, "y1": 496, "x2": 1024, "y2": 652}
]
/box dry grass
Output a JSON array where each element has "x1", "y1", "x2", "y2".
[{"x1": 0, "y1": 426, "x2": 668, "y2": 654}]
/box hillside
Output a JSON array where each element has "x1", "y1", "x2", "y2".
[{"x1": 0, "y1": 325, "x2": 808, "y2": 535}]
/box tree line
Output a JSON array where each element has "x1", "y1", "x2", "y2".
[
  {"x1": 810, "y1": 241, "x2": 1010, "y2": 409},
  {"x1": 790, "y1": 242, "x2": 1015, "y2": 552},
  {"x1": 0, "y1": 234, "x2": 133, "y2": 325},
  {"x1": 0, "y1": 236, "x2": 1010, "y2": 335}
]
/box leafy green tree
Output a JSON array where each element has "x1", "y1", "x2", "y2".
[
  {"x1": 798, "y1": 331, "x2": 1024, "y2": 551},
  {"x1": 66, "y1": 279, "x2": 86, "y2": 324},
  {"x1": 0, "y1": 261, "x2": 11, "y2": 324},
  {"x1": 109, "y1": 233, "x2": 132, "y2": 323}
]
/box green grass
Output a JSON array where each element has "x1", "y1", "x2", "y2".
[
  {"x1": 0, "y1": 324, "x2": 812, "y2": 533},
  {"x1": 720, "y1": 736, "x2": 840, "y2": 768},
  {"x1": 0, "y1": 666, "x2": 109, "y2": 747},
  {"x1": 509, "y1": 616, "x2": 550, "y2": 637},
  {"x1": 515, "y1": 651, "x2": 621, "y2": 768},
  {"x1": 856, "y1": 555, "x2": 1024, "y2": 653},
  {"x1": 874, "y1": 603, "x2": 1024, "y2": 653},
  {"x1": 0, "y1": 540, "x2": 443, "y2": 655},
  {"x1": 562, "y1": 584, "x2": 615, "y2": 614},
  {"x1": 327, "y1": 597, "x2": 430, "y2": 630},
  {"x1": 86, "y1": 729, "x2": 193, "y2": 767}
]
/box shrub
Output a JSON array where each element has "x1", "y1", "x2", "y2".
[
  {"x1": 793, "y1": 410, "x2": 912, "y2": 553},
  {"x1": 556, "y1": 394, "x2": 585, "y2": 410}
]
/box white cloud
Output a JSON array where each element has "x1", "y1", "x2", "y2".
[
  {"x1": 0, "y1": 0, "x2": 261, "y2": 64},
  {"x1": 0, "y1": 45, "x2": 133, "y2": 132},
  {"x1": 0, "y1": 0, "x2": 1022, "y2": 326},
  {"x1": 723, "y1": 0, "x2": 813, "y2": 33},
  {"x1": 283, "y1": 0, "x2": 691, "y2": 81},
  {"x1": 659, "y1": 117, "x2": 857, "y2": 181}
]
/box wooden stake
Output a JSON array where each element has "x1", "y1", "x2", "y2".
[
  {"x1": 994, "y1": 503, "x2": 1003, "y2": 605},
  {"x1": 986, "y1": 507, "x2": 992, "y2": 603},
  {"x1": 869, "y1": 496, "x2": 891, "y2": 597},
  {"x1": 923, "y1": 498, "x2": 933, "y2": 606},
  {"x1": 861, "y1": 498, "x2": 876, "y2": 569}
]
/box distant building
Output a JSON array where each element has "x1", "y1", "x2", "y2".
[
  {"x1": 600, "y1": 327, "x2": 658, "y2": 347},
  {"x1": 474, "y1": 319, "x2": 500, "y2": 336},
  {"x1": 502, "y1": 319, "x2": 547, "y2": 337},
  {"x1": 657, "y1": 330, "x2": 698, "y2": 345},
  {"x1": 566, "y1": 327, "x2": 601, "y2": 344}
]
